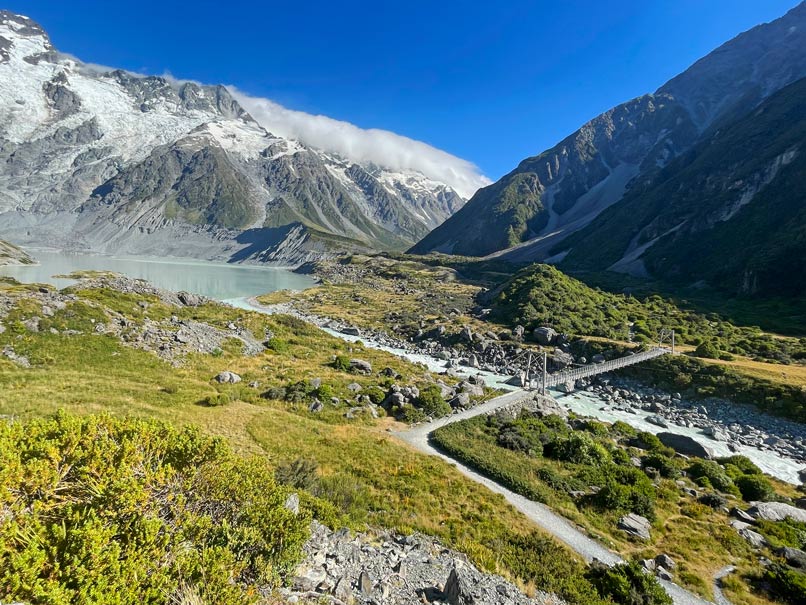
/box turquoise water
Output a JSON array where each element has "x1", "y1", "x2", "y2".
[{"x1": 0, "y1": 250, "x2": 316, "y2": 300}]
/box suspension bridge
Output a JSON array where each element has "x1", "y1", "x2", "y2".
[{"x1": 516, "y1": 329, "x2": 676, "y2": 394}]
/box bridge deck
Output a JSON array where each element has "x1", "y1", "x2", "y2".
[{"x1": 542, "y1": 347, "x2": 670, "y2": 389}]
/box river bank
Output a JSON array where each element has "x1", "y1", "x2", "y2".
[{"x1": 233, "y1": 296, "x2": 806, "y2": 486}]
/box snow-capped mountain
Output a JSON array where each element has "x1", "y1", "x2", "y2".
[{"x1": 0, "y1": 11, "x2": 465, "y2": 263}]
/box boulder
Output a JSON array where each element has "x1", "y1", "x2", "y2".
[
  {"x1": 349, "y1": 359, "x2": 372, "y2": 374},
  {"x1": 777, "y1": 547, "x2": 806, "y2": 569},
  {"x1": 731, "y1": 507, "x2": 756, "y2": 524},
  {"x1": 735, "y1": 525, "x2": 768, "y2": 549},
  {"x1": 284, "y1": 493, "x2": 300, "y2": 515},
  {"x1": 341, "y1": 326, "x2": 361, "y2": 336},
  {"x1": 214, "y1": 371, "x2": 241, "y2": 384},
  {"x1": 655, "y1": 554, "x2": 676, "y2": 570},
  {"x1": 450, "y1": 392, "x2": 471, "y2": 408},
  {"x1": 443, "y1": 566, "x2": 473, "y2": 605},
  {"x1": 460, "y1": 326, "x2": 474, "y2": 342},
  {"x1": 177, "y1": 291, "x2": 202, "y2": 306},
  {"x1": 308, "y1": 399, "x2": 324, "y2": 413},
  {"x1": 533, "y1": 326, "x2": 557, "y2": 346},
  {"x1": 358, "y1": 570, "x2": 373, "y2": 597},
  {"x1": 617, "y1": 513, "x2": 651, "y2": 540},
  {"x1": 748, "y1": 502, "x2": 806, "y2": 524},
  {"x1": 656, "y1": 432, "x2": 715, "y2": 459},
  {"x1": 646, "y1": 415, "x2": 669, "y2": 429},
  {"x1": 530, "y1": 395, "x2": 569, "y2": 419}
]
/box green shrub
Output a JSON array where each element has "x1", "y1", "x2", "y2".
[
  {"x1": 546, "y1": 432, "x2": 611, "y2": 466},
  {"x1": 688, "y1": 460, "x2": 736, "y2": 494},
  {"x1": 0, "y1": 413, "x2": 312, "y2": 605},
  {"x1": 398, "y1": 404, "x2": 427, "y2": 424},
  {"x1": 275, "y1": 458, "x2": 320, "y2": 491},
  {"x1": 693, "y1": 341, "x2": 720, "y2": 359},
  {"x1": 332, "y1": 355, "x2": 351, "y2": 371},
  {"x1": 201, "y1": 392, "x2": 232, "y2": 407},
  {"x1": 265, "y1": 337, "x2": 289, "y2": 353},
  {"x1": 364, "y1": 385, "x2": 387, "y2": 405},
  {"x1": 417, "y1": 385, "x2": 452, "y2": 418},
  {"x1": 591, "y1": 467, "x2": 657, "y2": 519},
  {"x1": 764, "y1": 563, "x2": 806, "y2": 604},
  {"x1": 641, "y1": 453, "x2": 681, "y2": 479},
  {"x1": 315, "y1": 384, "x2": 335, "y2": 401},
  {"x1": 735, "y1": 474, "x2": 775, "y2": 502},
  {"x1": 585, "y1": 561, "x2": 672, "y2": 605},
  {"x1": 718, "y1": 455, "x2": 762, "y2": 476}
]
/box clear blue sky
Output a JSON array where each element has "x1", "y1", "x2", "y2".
[{"x1": 8, "y1": 0, "x2": 802, "y2": 179}]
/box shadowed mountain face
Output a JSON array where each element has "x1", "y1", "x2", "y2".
[
  {"x1": 0, "y1": 11, "x2": 465, "y2": 263},
  {"x1": 559, "y1": 77, "x2": 806, "y2": 298},
  {"x1": 410, "y1": 3, "x2": 806, "y2": 297}
]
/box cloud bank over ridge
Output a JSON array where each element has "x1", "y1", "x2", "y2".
[{"x1": 228, "y1": 87, "x2": 490, "y2": 198}]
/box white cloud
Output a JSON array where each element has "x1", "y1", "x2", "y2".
[{"x1": 228, "y1": 87, "x2": 490, "y2": 198}]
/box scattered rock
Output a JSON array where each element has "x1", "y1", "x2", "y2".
[
  {"x1": 214, "y1": 371, "x2": 241, "y2": 384},
  {"x1": 617, "y1": 513, "x2": 651, "y2": 540},
  {"x1": 777, "y1": 547, "x2": 806, "y2": 569},
  {"x1": 646, "y1": 415, "x2": 669, "y2": 429},
  {"x1": 349, "y1": 359, "x2": 372, "y2": 374},
  {"x1": 656, "y1": 432, "x2": 715, "y2": 459},
  {"x1": 533, "y1": 326, "x2": 556, "y2": 346},
  {"x1": 748, "y1": 502, "x2": 806, "y2": 524},
  {"x1": 284, "y1": 493, "x2": 300, "y2": 515}
]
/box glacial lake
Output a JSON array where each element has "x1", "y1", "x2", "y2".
[{"x1": 0, "y1": 249, "x2": 316, "y2": 300}]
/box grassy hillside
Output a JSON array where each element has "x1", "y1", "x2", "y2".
[
  {"x1": 0, "y1": 275, "x2": 612, "y2": 605},
  {"x1": 489, "y1": 264, "x2": 806, "y2": 363},
  {"x1": 433, "y1": 412, "x2": 804, "y2": 605}
]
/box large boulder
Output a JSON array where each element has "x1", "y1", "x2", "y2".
[
  {"x1": 656, "y1": 432, "x2": 715, "y2": 459},
  {"x1": 443, "y1": 566, "x2": 473, "y2": 605},
  {"x1": 778, "y1": 547, "x2": 806, "y2": 569},
  {"x1": 349, "y1": 359, "x2": 372, "y2": 374},
  {"x1": 748, "y1": 502, "x2": 806, "y2": 524},
  {"x1": 617, "y1": 513, "x2": 651, "y2": 540},
  {"x1": 533, "y1": 326, "x2": 556, "y2": 346},
  {"x1": 214, "y1": 371, "x2": 241, "y2": 384}
]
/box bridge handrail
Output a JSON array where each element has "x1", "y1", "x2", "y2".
[{"x1": 542, "y1": 346, "x2": 670, "y2": 389}]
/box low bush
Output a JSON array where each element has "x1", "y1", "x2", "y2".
[
  {"x1": 417, "y1": 385, "x2": 452, "y2": 418},
  {"x1": 0, "y1": 413, "x2": 312, "y2": 605},
  {"x1": 735, "y1": 474, "x2": 775, "y2": 502},
  {"x1": 332, "y1": 355, "x2": 351, "y2": 371},
  {"x1": 585, "y1": 561, "x2": 672, "y2": 605},
  {"x1": 688, "y1": 460, "x2": 737, "y2": 494},
  {"x1": 201, "y1": 392, "x2": 232, "y2": 407},
  {"x1": 763, "y1": 563, "x2": 806, "y2": 604}
]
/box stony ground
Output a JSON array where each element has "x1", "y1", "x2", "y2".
[{"x1": 282, "y1": 519, "x2": 564, "y2": 605}]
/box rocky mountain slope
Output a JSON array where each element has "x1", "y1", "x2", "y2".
[
  {"x1": 0, "y1": 11, "x2": 465, "y2": 264},
  {"x1": 410, "y1": 2, "x2": 806, "y2": 296},
  {"x1": 559, "y1": 76, "x2": 806, "y2": 297},
  {"x1": 0, "y1": 239, "x2": 33, "y2": 265}
]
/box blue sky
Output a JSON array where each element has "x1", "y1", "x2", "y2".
[{"x1": 8, "y1": 0, "x2": 802, "y2": 181}]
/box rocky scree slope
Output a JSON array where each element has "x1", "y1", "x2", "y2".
[
  {"x1": 0, "y1": 239, "x2": 33, "y2": 265},
  {"x1": 410, "y1": 2, "x2": 806, "y2": 295},
  {"x1": 0, "y1": 12, "x2": 464, "y2": 264}
]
